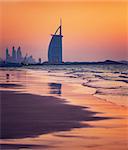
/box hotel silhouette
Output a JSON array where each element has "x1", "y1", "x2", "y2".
[{"x1": 48, "y1": 20, "x2": 63, "y2": 64}]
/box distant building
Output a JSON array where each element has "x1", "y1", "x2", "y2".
[
  {"x1": 48, "y1": 19, "x2": 63, "y2": 64},
  {"x1": 5, "y1": 46, "x2": 23, "y2": 64},
  {"x1": 17, "y1": 46, "x2": 23, "y2": 63},
  {"x1": 5, "y1": 46, "x2": 36, "y2": 65},
  {"x1": 27, "y1": 55, "x2": 36, "y2": 64},
  {"x1": 0, "y1": 57, "x2": 3, "y2": 63},
  {"x1": 38, "y1": 58, "x2": 41, "y2": 64},
  {"x1": 12, "y1": 46, "x2": 16, "y2": 63},
  {"x1": 23, "y1": 54, "x2": 36, "y2": 65},
  {"x1": 6, "y1": 48, "x2": 10, "y2": 63}
]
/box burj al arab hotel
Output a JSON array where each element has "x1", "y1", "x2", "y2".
[{"x1": 48, "y1": 20, "x2": 63, "y2": 64}]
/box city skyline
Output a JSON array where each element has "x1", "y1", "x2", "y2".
[
  {"x1": 0, "y1": 1, "x2": 127, "y2": 61},
  {"x1": 5, "y1": 46, "x2": 36, "y2": 64}
]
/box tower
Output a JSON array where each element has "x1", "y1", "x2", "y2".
[
  {"x1": 48, "y1": 19, "x2": 63, "y2": 64},
  {"x1": 12, "y1": 46, "x2": 16, "y2": 63},
  {"x1": 17, "y1": 46, "x2": 22, "y2": 63},
  {"x1": 6, "y1": 48, "x2": 10, "y2": 62}
]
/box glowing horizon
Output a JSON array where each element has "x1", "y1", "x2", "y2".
[{"x1": 0, "y1": 1, "x2": 127, "y2": 62}]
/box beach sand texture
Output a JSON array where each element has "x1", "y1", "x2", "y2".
[{"x1": 0, "y1": 66, "x2": 128, "y2": 150}]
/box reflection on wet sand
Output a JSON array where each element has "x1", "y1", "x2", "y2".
[
  {"x1": 0, "y1": 143, "x2": 45, "y2": 149},
  {"x1": 48, "y1": 83, "x2": 62, "y2": 96},
  {"x1": 1, "y1": 90, "x2": 111, "y2": 139},
  {"x1": 0, "y1": 83, "x2": 23, "y2": 88},
  {"x1": 0, "y1": 68, "x2": 127, "y2": 150},
  {"x1": 6, "y1": 74, "x2": 10, "y2": 81}
]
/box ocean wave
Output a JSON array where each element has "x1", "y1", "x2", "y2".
[
  {"x1": 119, "y1": 75, "x2": 128, "y2": 78},
  {"x1": 95, "y1": 88, "x2": 128, "y2": 96},
  {"x1": 82, "y1": 78, "x2": 128, "y2": 97}
]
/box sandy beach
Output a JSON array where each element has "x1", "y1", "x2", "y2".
[
  {"x1": 1, "y1": 90, "x2": 110, "y2": 140},
  {"x1": 0, "y1": 66, "x2": 128, "y2": 150}
]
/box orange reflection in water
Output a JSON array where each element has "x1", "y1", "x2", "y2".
[{"x1": 0, "y1": 69, "x2": 127, "y2": 150}]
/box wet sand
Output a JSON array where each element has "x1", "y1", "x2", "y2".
[
  {"x1": 1, "y1": 90, "x2": 109, "y2": 140},
  {"x1": 0, "y1": 143, "x2": 45, "y2": 150},
  {"x1": 0, "y1": 68, "x2": 127, "y2": 150}
]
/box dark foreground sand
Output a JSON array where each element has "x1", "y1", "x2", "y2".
[
  {"x1": 0, "y1": 91, "x2": 110, "y2": 140},
  {"x1": 0, "y1": 143, "x2": 47, "y2": 150}
]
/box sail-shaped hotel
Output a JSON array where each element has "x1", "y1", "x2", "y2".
[{"x1": 48, "y1": 20, "x2": 63, "y2": 64}]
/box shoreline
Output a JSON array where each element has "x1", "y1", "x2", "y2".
[
  {"x1": 0, "y1": 59, "x2": 127, "y2": 67},
  {"x1": 1, "y1": 90, "x2": 110, "y2": 140},
  {"x1": 0, "y1": 68, "x2": 127, "y2": 150}
]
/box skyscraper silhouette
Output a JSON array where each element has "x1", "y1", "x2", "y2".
[
  {"x1": 5, "y1": 46, "x2": 23, "y2": 64},
  {"x1": 17, "y1": 46, "x2": 22, "y2": 63},
  {"x1": 48, "y1": 19, "x2": 63, "y2": 64},
  {"x1": 6, "y1": 48, "x2": 10, "y2": 62},
  {"x1": 12, "y1": 46, "x2": 16, "y2": 62}
]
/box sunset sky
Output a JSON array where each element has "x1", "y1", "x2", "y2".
[{"x1": 0, "y1": 0, "x2": 127, "y2": 62}]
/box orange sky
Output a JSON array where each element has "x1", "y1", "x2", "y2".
[{"x1": 0, "y1": 0, "x2": 127, "y2": 61}]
